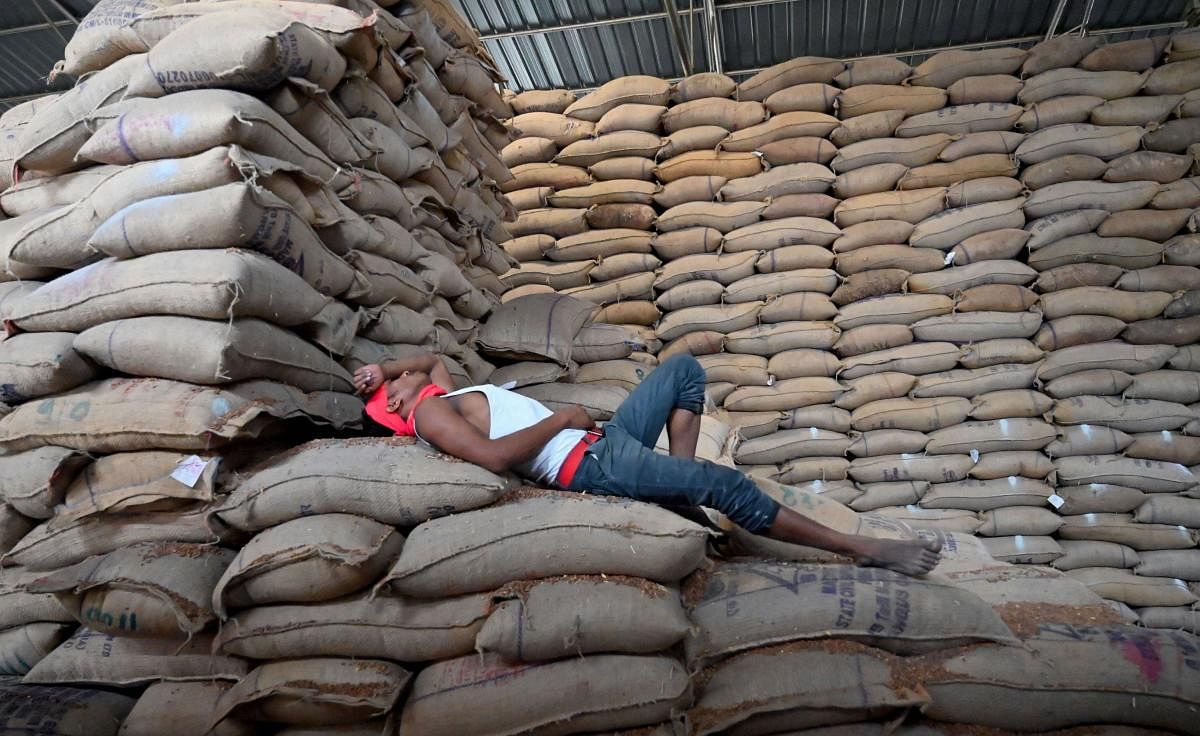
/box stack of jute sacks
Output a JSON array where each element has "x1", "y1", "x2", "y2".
[
  {"x1": 0, "y1": 0, "x2": 518, "y2": 724},
  {"x1": 496, "y1": 28, "x2": 1200, "y2": 635}
]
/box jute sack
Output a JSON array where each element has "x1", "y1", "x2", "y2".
[
  {"x1": 834, "y1": 57, "x2": 911, "y2": 87},
  {"x1": 1137, "y1": 607, "x2": 1200, "y2": 634},
  {"x1": 830, "y1": 109, "x2": 908, "y2": 147},
  {"x1": 478, "y1": 577, "x2": 689, "y2": 661},
  {"x1": 510, "y1": 90, "x2": 577, "y2": 114},
  {"x1": 0, "y1": 568, "x2": 73, "y2": 630},
  {"x1": 849, "y1": 454, "x2": 975, "y2": 483},
  {"x1": 834, "y1": 187, "x2": 948, "y2": 227},
  {"x1": 215, "y1": 438, "x2": 509, "y2": 532},
  {"x1": 1126, "y1": 370, "x2": 1200, "y2": 403},
  {"x1": 968, "y1": 451, "x2": 1054, "y2": 479},
  {"x1": 736, "y1": 57, "x2": 844, "y2": 101},
  {"x1": 124, "y1": 12, "x2": 346, "y2": 97},
  {"x1": 212, "y1": 658, "x2": 408, "y2": 729},
  {"x1": 832, "y1": 322, "x2": 913, "y2": 356},
  {"x1": 555, "y1": 131, "x2": 663, "y2": 167},
  {"x1": 656, "y1": 200, "x2": 765, "y2": 232},
  {"x1": 594, "y1": 103, "x2": 666, "y2": 134},
  {"x1": 1028, "y1": 234, "x2": 1163, "y2": 272},
  {"x1": 945, "y1": 175, "x2": 1026, "y2": 206},
  {"x1": 16, "y1": 54, "x2": 143, "y2": 176},
  {"x1": 721, "y1": 377, "x2": 843, "y2": 412},
  {"x1": 656, "y1": 302, "x2": 762, "y2": 342},
  {"x1": 1034, "y1": 315, "x2": 1126, "y2": 351},
  {"x1": 546, "y1": 229, "x2": 653, "y2": 261},
  {"x1": 1151, "y1": 176, "x2": 1200, "y2": 209},
  {"x1": 1092, "y1": 95, "x2": 1184, "y2": 127},
  {"x1": 660, "y1": 98, "x2": 766, "y2": 133},
  {"x1": 656, "y1": 281, "x2": 724, "y2": 311},
  {"x1": 689, "y1": 641, "x2": 927, "y2": 736},
  {"x1": 549, "y1": 180, "x2": 659, "y2": 207},
  {"x1": 1, "y1": 623, "x2": 73, "y2": 674},
  {"x1": 833, "y1": 161, "x2": 908, "y2": 197},
  {"x1": 0, "y1": 282, "x2": 43, "y2": 321},
  {"x1": 1045, "y1": 424, "x2": 1134, "y2": 456},
  {"x1": 402, "y1": 653, "x2": 688, "y2": 736},
  {"x1": 87, "y1": 183, "x2": 362, "y2": 297},
  {"x1": 959, "y1": 338, "x2": 1044, "y2": 368},
  {"x1": 722, "y1": 322, "x2": 840, "y2": 356},
  {"x1": 0, "y1": 680, "x2": 134, "y2": 736},
  {"x1": 53, "y1": 450, "x2": 216, "y2": 525},
  {"x1": 686, "y1": 562, "x2": 1015, "y2": 670},
  {"x1": 1015, "y1": 123, "x2": 1143, "y2": 164},
  {"x1": 831, "y1": 133, "x2": 954, "y2": 172},
  {"x1": 912, "y1": 364, "x2": 1038, "y2": 398},
  {"x1": 501, "y1": 137, "x2": 557, "y2": 168},
  {"x1": 1037, "y1": 342, "x2": 1176, "y2": 381},
  {"x1": 1119, "y1": 265, "x2": 1200, "y2": 294},
  {"x1": 1105, "y1": 151, "x2": 1192, "y2": 184},
  {"x1": 724, "y1": 269, "x2": 838, "y2": 302},
  {"x1": 212, "y1": 513, "x2": 403, "y2": 616},
  {"x1": 720, "y1": 112, "x2": 840, "y2": 152},
  {"x1": 1054, "y1": 455, "x2": 1196, "y2": 493},
  {"x1": 734, "y1": 429, "x2": 851, "y2": 464},
  {"x1": 980, "y1": 535, "x2": 1063, "y2": 564},
  {"x1": 911, "y1": 311, "x2": 1041, "y2": 343},
  {"x1": 0, "y1": 441, "x2": 87, "y2": 516},
  {"x1": 910, "y1": 47, "x2": 1026, "y2": 88},
  {"x1": 1022, "y1": 34, "x2": 1099, "y2": 75},
  {"x1": 28, "y1": 542, "x2": 234, "y2": 639},
  {"x1": 898, "y1": 153, "x2": 1018, "y2": 189},
  {"x1": 895, "y1": 104, "x2": 1024, "y2": 138},
  {"x1": 851, "y1": 479, "x2": 928, "y2": 509},
  {"x1": 24, "y1": 627, "x2": 247, "y2": 686},
  {"x1": 8, "y1": 249, "x2": 329, "y2": 333},
  {"x1": 0, "y1": 503, "x2": 32, "y2": 554},
  {"x1": 215, "y1": 589, "x2": 490, "y2": 663},
  {"x1": 956, "y1": 284, "x2": 1040, "y2": 312},
  {"x1": 947, "y1": 74, "x2": 1025, "y2": 104},
  {"x1": 1133, "y1": 495, "x2": 1200, "y2": 527},
  {"x1": 835, "y1": 244, "x2": 944, "y2": 274},
  {"x1": 1123, "y1": 316, "x2": 1200, "y2": 346},
  {"x1": 832, "y1": 219, "x2": 914, "y2": 252},
  {"x1": 1025, "y1": 208, "x2": 1110, "y2": 250},
  {"x1": 1023, "y1": 180, "x2": 1160, "y2": 219},
  {"x1": 909, "y1": 198, "x2": 1026, "y2": 250},
  {"x1": 652, "y1": 226, "x2": 724, "y2": 259},
  {"x1": 759, "y1": 137, "x2": 839, "y2": 168},
  {"x1": 696, "y1": 353, "x2": 768, "y2": 385},
  {"x1": 1018, "y1": 68, "x2": 1149, "y2": 104},
  {"x1": 1059, "y1": 512, "x2": 1199, "y2": 550},
  {"x1": 75, "y1": 316, "x2": 353, "y2": 393},
  {"x1": 1135, "y1": 550, "x2": 1200, "y2": 580},
  {"x1": 674, "y1": 72, "x2": 736, "y2": 101},
  {"x1": 379, "y1": 493, "x2": 708, "y2": 597},
  {"x1": 1051, "y1": 396, "x2": 1194, "y2": 433},
  {"x1": 1079, "y1": 35, "x2": 1168, "y2": 71},
  {"x1": 834, "y1": 294, "x2": 954, "y2": 330},
  {"x1": 834, "y1": 373, "x2": 917, "y2": 411},
  {"x1": 849, "y1": 398, "x2": 969, "y2": 432},
  {"x1": 0, "y1": 377, "x2": 360, "y2": 455},
  {"x1": 871, "y1": 507, "x2": 981, "y2": 535},
  {"x1": 1038, "y1": 287, "x2": 1172, "y2": 321},
  {"x1": 756, "y1": 244, "x2": 837, "y2": 273},
  {"x1": 502, "y1": 260, "x2": 593, "y2": 290},
  {"x1": 1167, "y1": 234, "x2": 1200, "y2": 266},
  {"x1": 517, "y1": 383, "x2": 629, "y2": 421},
  {"x1": 831, "y1": 270, "x2": 911, "y2": 305},
  {"x1": 719, "y1": 163, "x2": 835, "y2": 202},
  {"x1": 501, "y1": 162, "x2": 590, "y2": 192},
  {"x1": 508, "y1": 113, "x2": 594, "y2": 147},
  {"x1": 565, "y1": 76, "x2": 671, "y2": 122},
  {"x1": 938, "y1": 130, "x2": 1025, "y2": 161},
  {"x1": 654, "y1": 176, "x2": 725, "y2": 209},
  {"x1": 1067, "y1": 568, "x2": 1197, "y2": 608},
  {"x1": 81, "y1": 90, "x2": 345, "y2": 190},
  {"x1": 768, "y1": 349, "x2": 841, "y2": 379},
  {"x1": 969, "y1": 389, "x2": 1053, "y2": 419},
  {"x1": 0, "y1": 164, "x2": 117, "y2": 217},
  {"x1": 507, "y1": 207, "x2": 589, "y2": 238},
  {"x1": 1034, "y1": 263, "x2": 1125, "y2": 292},
  {"x1": 924, "y1": 418, "x2": 1056, "y2": 455},
  {"x1": 564, "y1": 273, "x2": 656, "y2": 306},
  {"x1": 120, "y1": 681, "x2": 252, "y2": 736},
  {"x1": 976, "y1": 506, "x2": 1063, "y2": 536},
  {"x1": 836, "y1": 84, "x2": 947, "y2": 118},
  {"x1": 838, "y1": 342, "x2": 961, "y2": 380},
  {"x1": 476, "y1": 293, "x2": 594, "y2": 365},
  {"x1": 1053, "y1": 539, "x2": 1141, "y2": 570},
  {"x1": 0, "y1": 333, "x2": 94, "y2": 404},
  {"x1": 1125, "y1": 432, "x2": 1200, "y2": 465},
  {"x1": 846, "y1": 429, "x2": 930, "y2": 457},
  {"x1": 588, "y1": 203, "x2": 661, "y2": 231}
]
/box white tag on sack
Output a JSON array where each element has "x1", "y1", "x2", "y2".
[
  {"x1": 969, "y1": 448, "x2": 980, "y2": 463},
  {"x1": 943, "y1": 251, "x2": 956, "y2": 266},
  {"x1": 171, "y1": 455, "x2": 210, "y2": 488},
  {"x1": 1047, "y1": 494, "x2": 1065, "y2": 510}
]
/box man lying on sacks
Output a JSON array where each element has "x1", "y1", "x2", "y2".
[{"x1": 354, "y1": 352, "x2": 941, "y2": 576}]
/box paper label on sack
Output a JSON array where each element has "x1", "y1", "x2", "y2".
[
  {"x1": 171, "y1": 455, "x2": 210, "y2": 488},
  {"x1": 1047, "y1": 494, "x2": 1065, "y2": 510},
  {"x1": 969, "y1": 448, "x2": 980, "y2": 463}
]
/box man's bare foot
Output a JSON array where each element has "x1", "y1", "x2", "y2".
[{"x1": 855, "y1": 536, "x2": 943, "y2": 577}]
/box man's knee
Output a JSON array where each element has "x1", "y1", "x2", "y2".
[{"x1": 657, "y1": 354, "x2": 705, "y2": 409}]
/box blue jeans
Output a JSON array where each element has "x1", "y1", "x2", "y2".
[{"x1": 566, "y1": 354, "x2": 781, "y2": 533}]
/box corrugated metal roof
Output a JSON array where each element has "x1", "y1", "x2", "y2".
[
  {"x1": 0, "y1": 0, "x2": 93, "y2": 111},
  {"x1": 453, "y1": 0, "x2": 1194, "y2": 91}
]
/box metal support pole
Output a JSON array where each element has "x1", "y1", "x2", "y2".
[
  {"x1": 480, "y1": 8, "x2": 702, "y2": 42},
  {"x1": 703, "y1": 0, "x2": 723, "y2": 73},
  {"x1": 663, "y1": 0, "x2": 695, "y2": 76},
  {"x1": 43, "y1": 0, "x2": 80, "y2": 24},
  {"x1": 1044, "y1": 0, "x2": 1070, "y2": 39}
]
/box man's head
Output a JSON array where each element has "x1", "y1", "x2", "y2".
[{"x1": 384, "y1": 369, "x2": 433, "y2": 416}]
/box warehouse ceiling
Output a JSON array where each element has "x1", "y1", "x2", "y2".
[
  {"x1": 0, "y1": 0, "x2": 1195, "y2": 109},
  {"x1": 452, "y1": 0, "x2": 1198, "y2": 92}
]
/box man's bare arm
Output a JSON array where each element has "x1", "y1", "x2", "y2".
[
  {"x1": 379, "y1": 352, "x2": 455, "y2": 390},
  {"x1": 414, "y1": 398, "x2": 593, "y2": 473}
]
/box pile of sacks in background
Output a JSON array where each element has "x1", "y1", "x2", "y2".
[{"x1": 494, "y1": 28, "x2": 1200, "y2": 635}]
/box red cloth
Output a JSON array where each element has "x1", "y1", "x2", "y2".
[{"x1": 365, "y1": 383, "x2": 447, "y2": 436}]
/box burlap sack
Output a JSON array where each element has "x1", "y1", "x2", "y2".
[
  {"x1": 476, "y1": 293, "x2": 595, "y2": 365},
  {"x1": 925, "y1": 418, "x2": 1056, "y2": 454},
  {"x1": 1059, "y1": 512, "x2": 1198, "y2": 550},
  {"x1": 0, "y1": 332, "x2": 95, "y2": 405},
  {"x1": 379, "y1": 492, "x2": 709, "y2": 597},
  {"x1": 215, "y1": 590, "x2": 491, "y2": 663},
  {"x1": 689, "y1": 641, "x2": 927, "y2": 736},
  {"x1": 75, "y1": 316, "x2": 354, "y2": 392},
  {"x1": 849, "y1": 453, "x2": 975, "y2": 483},
  {"x1": 120, "y1": 681, "x2": 252, "y2": 736},
  {"x1": 212, "y1": 513, "x2": 403, "y2": 616},
  {"x1": 0, "y1": 378, "x2": 361, "y2": 454},
  {"x1": 0, "y1": 679, "x2": 134, "y2": 736},
  {"x1": 212, "y1": 658, "x2": 408, "y2": 728},
  {"x1": 23, "y1": 627, "x2": 247, "y2": 686},
  {"x1": 477, "y1": 576, "x2": 689, "y2": 661},
  {"x1": 402, "y1": 652, "x2": 688, "y2": 736},
  {"x1": 28, "y1": 542, "x2": 234, "y2": 638},
  {"x1": 54, "y1": 450, "x2": 216, "y2": 525}
]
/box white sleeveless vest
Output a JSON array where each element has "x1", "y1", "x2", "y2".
[{"x1": 417, "y1": 384, "x2": 584, "y2": 485}]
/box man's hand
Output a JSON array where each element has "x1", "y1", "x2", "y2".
[
  {"x1": 555, "y1": 405, "x2": 596, "y2": 431},
  {"x1": 353, "y1": 364, "x2": 385, "y2": 395}
]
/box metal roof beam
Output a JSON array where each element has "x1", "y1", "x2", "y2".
[
  {"x1": 43, "y1": 0, "x2": 82, "y2": 24},
  {"x1": 703, "y1": 0, "x2": 722, "y2": 73},
  {"x1": 479, "y1": 8, "x2": 702, "y2": 41},
  {"x1": 662, "y1": 0, "x2": 694, "y2": 76},
  {"x1": 0, "y1": 20, "x2": 75, "y2": 37}
]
